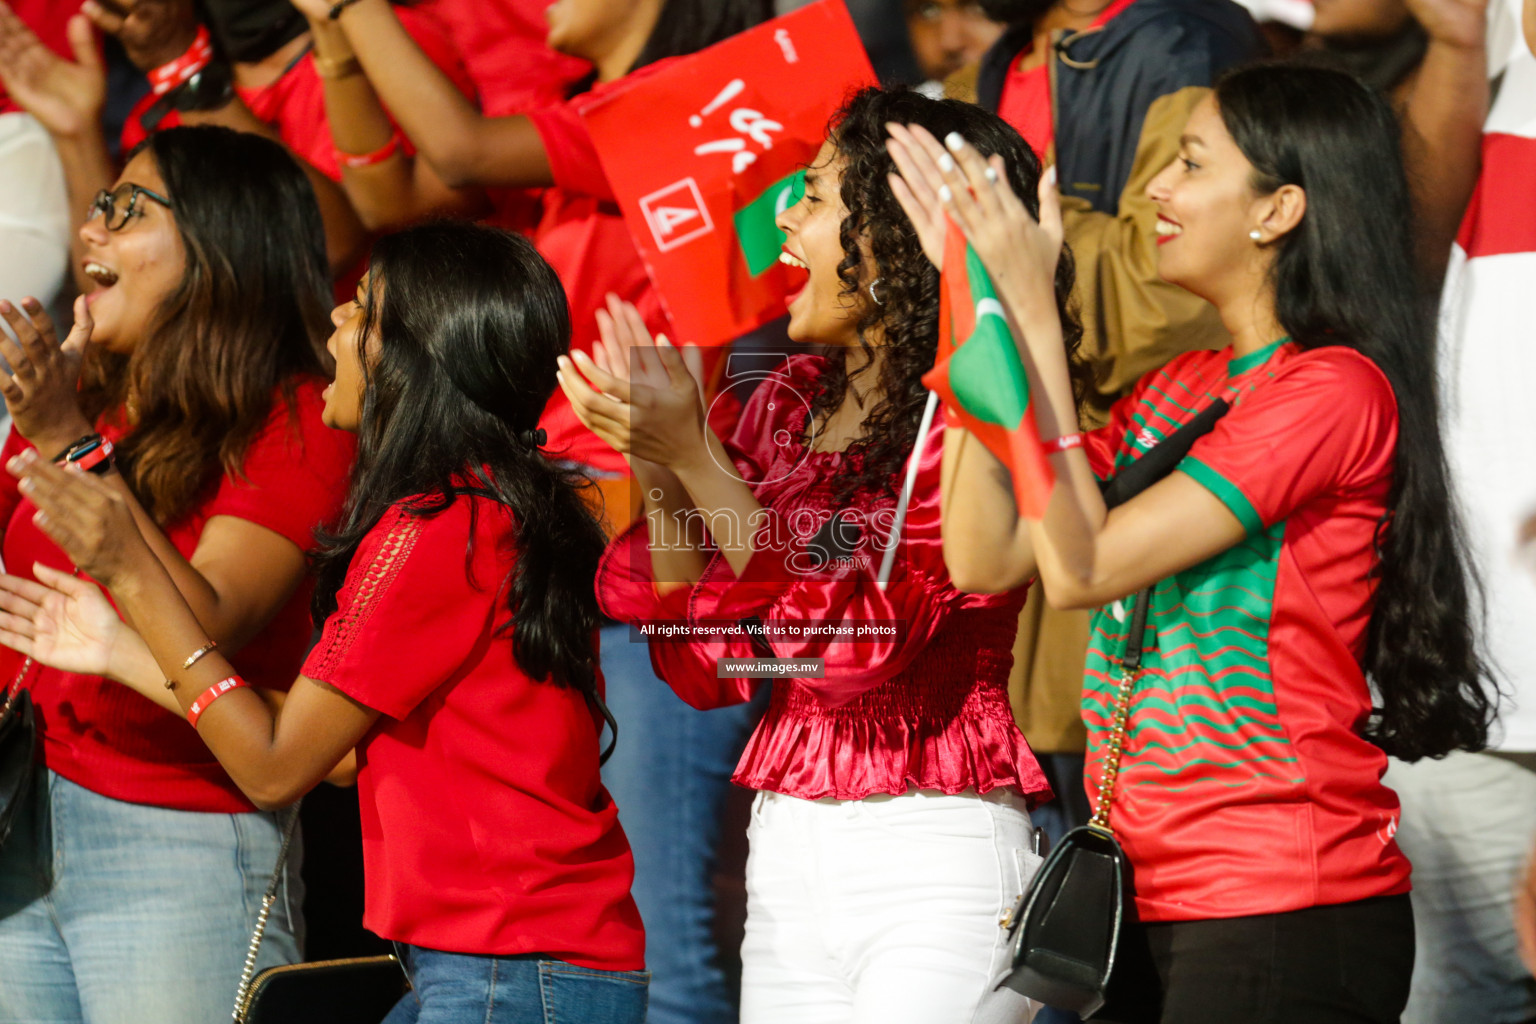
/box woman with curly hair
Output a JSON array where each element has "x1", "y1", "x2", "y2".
[{"x1": 559, "y1": 86, "x2": 1089, "y2": 1023}]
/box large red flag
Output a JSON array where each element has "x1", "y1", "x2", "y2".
[{"x1": 579, "y1": 0, "x2": 877, "y2": 346}]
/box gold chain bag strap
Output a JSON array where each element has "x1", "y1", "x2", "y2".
[
  {"x1": 995, "y1": 590, "x2": 1151, "y2": 1019},
  {"x1": 998, "y1": 396, "x2": 1232, "y2": 1018},
  {"x1": 1086, "y1": 592, "x2": 1152, "y2": 836},
  {"x1": 231, "y1": 805, "x2": 408, "y2": 1024}
]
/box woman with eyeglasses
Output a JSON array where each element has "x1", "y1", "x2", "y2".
[{"x1": 0, "y1": 124, "x2": 354, "y2": 1024}]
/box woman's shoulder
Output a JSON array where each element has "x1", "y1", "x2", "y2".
[
  {"x1": 227, "y1": 375, "x2": 354, "y2": 483},
  {"x1": 349, "y1": 492, "x2": 505, "y2": 593}
]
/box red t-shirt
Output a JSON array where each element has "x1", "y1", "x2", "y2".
[
  {"x1": 1082, "y1": 340, "x2": 1411, "y2": 921},
  {"x1": 525, "y1": 67, "x2": 672, "y2": 476},
  {"x1": 1, "y1": 1, "x2": 81, "y2": 115},
  {"x1": 119, "y1": 7, "x2": 473, "y2": 181},
  {"x1": 417, "y1": 0, "x2": 588, "y2": 117},
  {"x1": 302, "y1": 494, "x2": 644, "y2": 967},
  {"x1": 416, "y1": 0, "x2": 590, "y2": 234},
  {"x1": 995, "y1": 0, "x2": 1138, "y2": 157},
  {"x1": 0, "y1": 379, "x2": 355, "y2": 813}
]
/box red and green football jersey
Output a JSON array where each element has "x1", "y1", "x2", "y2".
[{"x1": 1082, "y1": 340, "x2": 1412, "y2": 922}]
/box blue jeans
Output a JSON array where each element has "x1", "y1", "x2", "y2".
[
  {"x1": 0, "y1": 769, "x2": 302, "y2": 1024},
  {"x1": 599, "y1": 624, "x2": 768, "y2": 1024},
  {"x1": 385, "y1": 945, "x2": 648, "y2": 1024}
]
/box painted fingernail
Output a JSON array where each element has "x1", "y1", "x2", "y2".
[
  {"x1": 555, "y1": 371, "x2": 566, "y2": 386},
  {"x1": 945, "y1": 132, "x2": 965, "y2": 152},
  {"x1": 985, "y1": 166, "x2": 999, "y2": 184},
  {"x1": 937, "y1": 153, "x2": 955, "y2": 173},
  {"x1": 1044, "y1": 165, "x2": 1058, "y2": 187},
  {"x1": 571, "y1": 350, "x2": 592, "y2": 365},
  {"x1": 19, "y1": 478, "x2": 33, "y2": 494},
  {"x1": 938, "y1": 185, "x2": 953, "y2": 202}
]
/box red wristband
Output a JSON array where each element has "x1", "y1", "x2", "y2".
[
  {"x1": 335, "y1": 132, "x2": 404, "y2": 169},
  {"x1": 186, "y1": 675, "x2": 248, "y2": 729},
  {"x1": 147, "y1": 25, "x2": 214, "y2": 97},
  {"x1": 1042, "y1": 432, "x2": 1084, "y2": 453}
]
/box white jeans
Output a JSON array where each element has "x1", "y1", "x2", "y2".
[{"x1": 740, "y1": 788, "x2": 1041, "y2": 1024}]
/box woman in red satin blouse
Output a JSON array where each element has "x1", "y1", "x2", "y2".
[{"x1": 559, "y1": 87, "x2": 1090, "y2": 1024}]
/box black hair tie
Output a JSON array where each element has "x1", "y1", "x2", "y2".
[{"x1": 520, "y1": 428, "x2": 547, "y2": 450}]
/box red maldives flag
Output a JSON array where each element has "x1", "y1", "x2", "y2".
[
  {"x1": 922, "y1": 222, "x2": 1055, "y2": 518},
  {"x1": 579, "y1": 0, "x2": 876, "y2": 346}
]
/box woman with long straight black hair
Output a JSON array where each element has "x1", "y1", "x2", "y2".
[
  {"x1": 0, "y1": 221, "x2": 648, "y2": 1024},
  {"x1": 270, "y1": 6, "x2": 770, "y2": 1016},
  {"x1": 887, "y1": 63, "x2": 1496, "y2": 1022}
]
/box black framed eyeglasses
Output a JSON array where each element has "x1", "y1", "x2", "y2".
[{"x1": 85, "y1": 184, "x2": 174, "y2": 231}]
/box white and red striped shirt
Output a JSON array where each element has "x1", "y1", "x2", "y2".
[{"x1": 1438, "y1": 0, "x2": 1536, "y2": 749}]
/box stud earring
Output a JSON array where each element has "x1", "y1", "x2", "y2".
[{"x1": 1249, "y1": 229, "x2": 1263, "y2": 242}]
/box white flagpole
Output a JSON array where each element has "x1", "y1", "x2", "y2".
[{"x1": 877, "y1": 390, "x2": 940, "y2": 589}]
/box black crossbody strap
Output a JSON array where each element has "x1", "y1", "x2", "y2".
[{"x1": 1086, "y1": 397, "x2": 1232, "y2": 833}]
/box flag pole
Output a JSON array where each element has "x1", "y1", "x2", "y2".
[{"x1": 877, "y1": 390, "x2": 940, "y2": 589}]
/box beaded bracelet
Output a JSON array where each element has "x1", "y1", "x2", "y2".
[{"x1": 187, "y1": 675, "x2": 248, "y2": 729}]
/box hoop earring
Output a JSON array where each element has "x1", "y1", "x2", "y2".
[
  {"x1": 868, "y1": 278, "x2": 884, "y2": 305},
  {"x1": 1248, "y1": 229, "x2": 1263, "y2": 242}
]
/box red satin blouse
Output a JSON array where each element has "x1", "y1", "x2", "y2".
[{"x1": 597, "y1": 355, "x2": 1051, "y2": 804}]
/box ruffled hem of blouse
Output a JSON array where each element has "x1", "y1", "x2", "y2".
[{"x1": 732, "y1": 712, "x2": 1054, "y2": 808}]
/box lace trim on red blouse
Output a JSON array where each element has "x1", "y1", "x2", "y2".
[{"x1": 309, "y1": 510, "x2": 424, "y2": 678}]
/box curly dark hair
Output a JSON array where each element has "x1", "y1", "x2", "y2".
[{"x1": 814, "y1": 86, "x2": 1090, "y2": 505}]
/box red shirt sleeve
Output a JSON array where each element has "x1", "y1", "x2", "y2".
[
  {"x1": 1178, "y1": 349, "x2": 1398, "y2": 535},
  {"x1": 201, "y1": 382, "x2": 355, "y2": 552},
  {"x1": 303, "y1": 499, "x2": 499, "y2": 719},
  {"x1": 527, "y1": 92, "x2": 615, "y2": 201},
  {"x1": 526, "y1": 60, "x2": 674, "y2": 202}
]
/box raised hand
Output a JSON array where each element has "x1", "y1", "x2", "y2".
[
  {"x1": 8, "y1": 450, "x2": 151, "y2": 589},
  {"x1": 888, "y1": 122, "x2": 1064, "y2": 327},
  {"x1": 885, "y1": 122, "x2": 949, "y2": 269},
  {"x1": 0, "y1": 8, "x2": 106, "y2": 138},
  {"x1": 0, "y1": 295, "x2": 97, "y2": 457},
  {"x1": 80, "y1": 0, "x2": 199, "y2": 72},
  {"x1": 0, "y1": 565, "x2": 125, "y2": 677},
  {"x1": 558, "y1": 325, "x2": 709, "y2": 473}
]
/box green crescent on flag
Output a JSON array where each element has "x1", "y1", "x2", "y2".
[{"x1": 733, "y1": 169, "x2": 807, "y2": 276}]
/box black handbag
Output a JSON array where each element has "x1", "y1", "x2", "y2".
[
  {"x1": 237, "y1": 955, "x2": 408, "y2": 1024},
  {"x1": 0, "y1": 659, "x2": 39, "y2": 850},
  {"x1": 233, "y1": 808, "x2": 410, "y2": 1024},
  {"x1": 997, "y1": 398, "x2": 1233, "y2": 1018}
]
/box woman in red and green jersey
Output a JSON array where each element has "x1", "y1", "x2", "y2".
[{"x1": 888, "y1": 64, "x2": 1496, "y2": 1022}]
